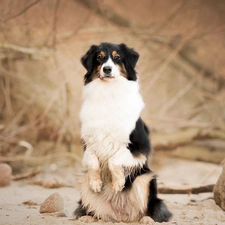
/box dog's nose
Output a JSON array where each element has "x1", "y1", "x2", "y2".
[{"x1": 103, "y1": 66, "x2": 112, "y2": 74}]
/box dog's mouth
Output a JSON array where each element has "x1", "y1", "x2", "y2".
[{"x1": 99, "y1": 74, "x2": 116, "y2": 80}]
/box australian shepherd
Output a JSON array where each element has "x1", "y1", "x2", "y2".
[{"x1": 74, "y1": 42, "x2": 172, "y2": 223}]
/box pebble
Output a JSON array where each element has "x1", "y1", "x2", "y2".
[
  {"x1": 39, "y1": 192, "x2": 64, "y2": 213},
  {"x1": 0, "y1": 163, "x2": 12, "y2": 187}
]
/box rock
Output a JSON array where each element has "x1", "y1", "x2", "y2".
[
  {"x1": 214, "y1": 164, "x2": 225, "y2": 211},
  {"x1": 39, "y1": 192, "x2": 64, "y2": 213},
  {"x1": 0, "y1": 163, "x2": 12, "y2": 187}
]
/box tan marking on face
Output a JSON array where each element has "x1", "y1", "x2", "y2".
[
  {"x1": 100, "y1": 51, "x2": 105, "y2": 58},
  {"x1": 116, "y1": 64, "x2": 127, "y2": 79},
  {"x1": 112, "y1": 51, "x2": 117, "y2": 58},
  {"x1": 92, "y1": 64, "x2": 101, "y2": 80}
]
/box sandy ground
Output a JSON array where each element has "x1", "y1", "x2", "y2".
[{"x1": 0, "y1": 157, "x2": 225, "y2": 225}]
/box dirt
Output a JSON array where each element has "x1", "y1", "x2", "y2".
[{"x1": 0, "y1": 157, "x2": 225, "y2": 225}]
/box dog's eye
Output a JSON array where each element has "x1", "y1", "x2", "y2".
[
  {"x1": 97, "y1": 54, "x2": 103, "y2": 61},
  {"x1": 114, "y1": 54, "x2": 121, "y2": 60}
]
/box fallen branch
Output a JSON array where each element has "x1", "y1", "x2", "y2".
[
  {"x1": 0, "y1": 43, "x2": 52, "y2": 59},
  {"x1": 12, "y1": 167, "x2": 42, "y2": 180},
  {"x1": 158, "y1": 184, "x2": 214, "y2": 194},
  {"x1": 30, "y1": 177, "x2": 74, "y2": 188},
  {"x1": 0, "y1": 135, "x2": 18, "y2": 145},
  {"x1": 160, "y1": 144, "x2": 225, "y2": 164},
  {"x1": 151, "y1": 127, "x2": 201, "y2": 150},
  {"x1": 151, "y1": 127, "x2": 225, "y2": 150},
  {"x1": 0, "y1": 152, "x2": 82, "y2": 164},
  {"x1": 3, "y1": 0, "x2": 41, "y2": 23}
]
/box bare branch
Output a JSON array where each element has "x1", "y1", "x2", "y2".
[
  {"x1": 0, "y1": 152, "x2": 82, "y2": 163},
  {"x1": 159, "y1": 184, "x2": 214, "y2": 194},
  {"x1": 76, "y1": 0, "x2": 131, "y2": 28},
  {"x1": 0, "y1": 43, "x2": 52, "y2": 58},
  {"x1": 51, "y1": 0, "x2": 60, "y2": 49},
  {"x1": 159, "y1": 79, "x2": 195, "y2": 116},
  {"x1": 3, "y1": 0, "x2": 41, "y2": 23}
]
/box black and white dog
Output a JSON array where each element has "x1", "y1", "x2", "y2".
[{"x1": 74, "y1": 43, "x2": 172, "y2": 223}]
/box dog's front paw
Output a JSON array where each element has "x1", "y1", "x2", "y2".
[
  {"x1": 89, "y1": 177, "x2": 102, "y2": 193},
  {"x1": 112, "y1": 176, "x2": 125, "y2": 193}
]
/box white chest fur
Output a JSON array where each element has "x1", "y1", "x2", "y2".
[{"x1": 80, "y1": 77, "x2": 144, "y2": 159}]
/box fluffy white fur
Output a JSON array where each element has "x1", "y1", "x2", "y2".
[
  {"x1": 77, "y1": 172, "x2": 154, "y2": 222},
  {"x1": 80, "y1": 76, "x2": 145, "y2": 193}
]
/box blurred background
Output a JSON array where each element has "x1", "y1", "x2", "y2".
[{"x1": 0, "y1": 0, "x2": 225, "y2": 178}]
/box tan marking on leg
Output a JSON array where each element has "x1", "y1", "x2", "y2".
[
  {"x1": 88, "y1": 168, "x2": 102, "y2": 193},
  {"x1": 108, "y1": 147, "x2": 146, "y2": 193},
  {"x1": 82, "y1": 150, "x2": 102, "y2": 192},
  {"x1": 108, "y1": 163, "x2": 125, "y2": 193}
]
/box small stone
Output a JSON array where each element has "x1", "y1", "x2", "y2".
[
  {"x1": 0, "y1": 163, "x2": 12, "y2": 187},
  {"x1": 214, "y1": 164, "x2": 225, "y2": 211},
  {"x1": 39, "y1": 192, "x2": 64, "y2": 213}
]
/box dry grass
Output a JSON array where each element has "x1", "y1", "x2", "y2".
[{"x1": 0, "y1": 0, "x2": 225, "y2": 168}]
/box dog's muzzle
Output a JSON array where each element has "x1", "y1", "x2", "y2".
[{"x1": 101, "y1": 66, "x2": 114, "y2": 79}]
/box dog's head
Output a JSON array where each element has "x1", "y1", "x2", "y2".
[{"x1": 81, "y1": 43, "x2": 139, "y2": 84}]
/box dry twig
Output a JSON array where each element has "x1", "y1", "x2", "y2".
[
  {"x1": 3, "y1": 0, "x2": 41, "y2": 23},
  {"x1": 0, "y1": 152, "x2": 81, "y2": 163},
  {"x1": 12, "y1": 167, "x2": 42, "y2": 180},
  {"x1": 159, "y1": 184, "x2": 214, "y2": 194}
]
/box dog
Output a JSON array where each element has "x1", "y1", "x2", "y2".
[{"x1": 74, "y1": 42, "x2": 172, "y2": 223}]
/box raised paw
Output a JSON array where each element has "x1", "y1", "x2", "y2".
[
  {"x1": 89, "y1": 177, "x2": 102, "y2": 193},
  {"x1": 112, "y1": 176, "x2": 125, "y2": 193}
]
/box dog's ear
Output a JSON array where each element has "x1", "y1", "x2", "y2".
[
  {"x1": 119, "y1": 43, "x2": 139, "y2": 68},
  {"x1": 81, "y1": 45, "x2": 98, "y2": 71}
]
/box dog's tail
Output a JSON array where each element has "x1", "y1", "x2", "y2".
[{"x1": 147, "y1": 177, "x2": 172, "y2": 222}]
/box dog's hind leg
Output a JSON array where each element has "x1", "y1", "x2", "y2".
[{"x1": 108, "y1": 147, "x2": 146, "y2": 193}]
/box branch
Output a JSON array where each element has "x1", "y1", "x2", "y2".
[
  {"x1": 0, "y1": 152, "x2": 82, "y2": 163},
  {"x1": 159, "y1": 184, "x2": 214, "y2": 194},
  {"x1": 76, "y1": 0, "x2": 131, "y2": 28},
  {"x1": 152, "y1": 127, "x2": 225, "y2": 150},
  {"x1": 147, "y1": 36, "x2": 225, "y2": 93},
  {"x1": 12, "y1": 167, "x2": 42, "y2": 180},
  {"x1": 158, "y1": 79, "x2": 194, "y2": 116},
  {"x1": 3, "y1": 0, "x2": 41, "y2": 23},
  {"x1": 0, "y1": 43, "x2": 52, "y2": 59},
  {"x1": 151, "y1": 127, "x2": 201, "y2": 150}
]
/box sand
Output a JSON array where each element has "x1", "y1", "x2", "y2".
[{"x1": 0, "y1": 157, "x2": 225, "y2": 225}]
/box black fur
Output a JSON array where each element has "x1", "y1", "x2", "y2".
[
  {"x1": 123, "y1": 117, "x2": 151, "y2": 190},
  {"x1": 147, "y1": 178, "x2": 172, "y2": 222},
  {"x1": 119, "y1": 43, "x2": 139, "y2": 80},
  {"x1": 123, "y1": 163, "x2": 151, "y2": 191},
  {"x1": 74, "y1": 200, "x2": 94, "y2": 218},
  {"x1": 128, "y1": 118, "x2": 151, "y2": 157}
]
